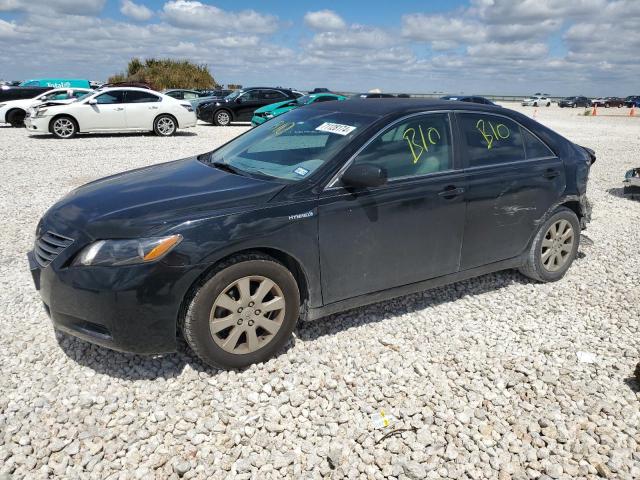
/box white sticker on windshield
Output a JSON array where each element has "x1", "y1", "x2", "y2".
[
  {"x1": 294, "y1": 167, "x2": 309, "y2": 177},
  {"x1": 315, "y1": 122, "x2": 357, "y2": 136}
]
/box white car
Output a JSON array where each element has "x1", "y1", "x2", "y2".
[
  {"x1": 25, "y1": 87, "x2": 197, "y2": 139},
  {"x1": 521, "y1": 95, "x2": 552, "y2": 107},
  {"x1": 0, "y1": 88, "x2": 91, "y2": 127}
]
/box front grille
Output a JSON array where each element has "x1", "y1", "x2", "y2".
[{"x1": 34, "y1": 231, "x2": 74, "y2": 268}]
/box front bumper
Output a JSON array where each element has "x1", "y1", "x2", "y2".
[
  {"x1": 27, "y1": 246, "x2": 205, "y2": 355},
  {"x1": 24, "y1": 115, "x2": 49, "y2": 132}
]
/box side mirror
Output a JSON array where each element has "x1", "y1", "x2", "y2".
[
  {"x1": 88, "y1": 98, "x2": 97, "y2": 105},
  {"x1": 341, "y1": 163, "x2": 388, "y2": 188}
]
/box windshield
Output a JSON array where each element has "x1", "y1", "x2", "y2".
[
  {"x1": 74, "y1": 92, "x2": 94, "y2": 102},
  {"x1": 202, "y1": 108, "x2": 377, "y2": 182},
  {"x1": 296, "y1": 95, "x2": 312, "y2": 105},
  {"x1": 224, "y1": 90, "x2": 242, "y2": 101}
]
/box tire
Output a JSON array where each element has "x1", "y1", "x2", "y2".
[
  {"x1": 213, "y1": 109, "x2": 231, "y2": 126},
  {"x1": 533, "y1": 102, "x2": 538, "y2": 107},
  {"x1": 153, "y1": 114, "x2": 177, "y2": 136},
  {"x1": 572, "y1": 104, "x2": 577, "y2": 108},
  {"x1": 605, "y1": 103, "x2": 610, "y2": 108},
  {"x1": 50, "y1": 116, "x2": 78, "y2": 139},
  {"x1": 519, "y1": 207, "x2": 580, "y2": 282},
  {"x1": 183, "y1": 253, "x2": 300, "y2": 369},
  {"x1": 546, "y1": 102, "x2": 551, "y2": 107},
  {"x1": 7, "y1": 109, "x2": 26, "y2": 127}
]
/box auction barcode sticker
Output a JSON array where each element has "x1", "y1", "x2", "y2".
[{"x1": 315, "y1": 122, "x2": 357, "y2": 136}]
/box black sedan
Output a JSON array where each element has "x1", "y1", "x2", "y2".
[
  {"x1": 558, "y1": 96, "x2": 591, "y2": 108},
  {"x1": 29, "y1": 99, "x2": 595, "y2": 369},
  {"x1": 197, "y1": 87, "x2": 300, "y2": 126}
]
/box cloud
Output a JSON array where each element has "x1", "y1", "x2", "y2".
[
  {"x1": 120, "y1": 0, "x2": 153, "y2": 22},
  {"x1": 303, "y1": 10, "x2": 346, "y2": 31},
  {"x1": 162, "y1": 0, "x2": 278, "y2": 33},
  {"x1": 0, "y1": 18, "x2": 18, "y2": 38},
  {"x1": 0, "y1": 0, "x2": 106, "y2": 15},
  {"x1": 402, "y1": 15, "x2": 486, "y2": 48}
]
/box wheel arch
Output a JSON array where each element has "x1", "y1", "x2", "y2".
[
  {"x1": 176, "y1": 247, "x2": 311, "y2": 335},
  {"x1": 6, "y1": 107, "x2": 26, "y2": 122},
  {"x1": 49, "y1": 113, "x2": 79, "y2": 133},
  {"x1": 156, "y1": 112, "x2": 179, "y2": 129}
]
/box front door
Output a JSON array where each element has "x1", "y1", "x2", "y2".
[
  {"x1": 235, "y1": 90, "x2": 264, "y2": 121},
  {"x1": 80, "y1": 90, "x2": 126, "y2": 131},
  {"x1": 318, "y1": 112, "x2": 467, "y2": 304},
  {"x1": 456, "y1": 112, "x2": 566, "y2": 270}
]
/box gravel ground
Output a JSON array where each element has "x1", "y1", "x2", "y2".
[{"x1": 1, "y1": 109, "x2": 639, "y2": 480}]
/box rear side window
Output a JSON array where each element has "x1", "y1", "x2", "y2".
[
  {"x1": 523, "y1": 129, "x2": 554, "y2": 159},
  {"x1": 458, "y1": 113, "x2": 524, "y2": 167},
  {"x1": 125, "y1": 91, "x2": 161, "y2": 103},
  {"x1": 263, "y1": 90, "x2": 287, "y2": 100}
]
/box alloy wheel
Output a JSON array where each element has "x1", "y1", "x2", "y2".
[
  {"x1": 53, "y1": 118, "x2": 75, "y2": 138},
  {"x1": 209, "y1": 275, "x2": 286, "y2": 354},
  {"x1": 216, "y1": 111, "x2": 230, "y2": 126},
  {"x1": 540, "y1": 219, "x2": 574, "y2": 272},
  {"x1": 156, "y1": 117, "x2": 176, "y2": 135}
]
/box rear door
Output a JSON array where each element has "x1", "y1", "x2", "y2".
[
  {"x1": 123, "y1": 90, "x2": 162, "y2": 129},
  {"x1": 79, "y1": 90, "x2": 126, "y2": 131},
  {"x1": 456, "y1": 112, "x2": 565, "y2": 270}
]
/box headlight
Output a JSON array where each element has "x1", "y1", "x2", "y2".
[
  {"x1": 265, "y1": 113, "x2": 273, "y2": 118},
  {"x1": 72, "y1": 235, "x2": 182, "y2": 266},
  {"x1": 35, "y1": 108, "x2": 49, "y2": 118}
]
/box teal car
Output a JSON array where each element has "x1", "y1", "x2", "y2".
[{"x1": 251, "y1": 93, "x2": 346, "y2": 126}]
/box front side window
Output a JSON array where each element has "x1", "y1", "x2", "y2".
[
  {"x1": 352, "y1": 113, "x2": 453, "y2": 180},
  {"x1": 95, "y1": 91, "x2": 125, "y2": 104},
  {"x1": 203, "y1": 108, "x2": 377, "y2": 182},
  {"x1": 458, "y1": 113, "x2": 524, "y2": 167},
  {"x1": 166, "y1": 91, "x2": 182, "y2": 99},
  {"x1": 125, "y1": 91, "x2": 161, "y2": 103}
]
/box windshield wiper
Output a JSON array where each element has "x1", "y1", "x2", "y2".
[{"x1": 211, "y1": 160, "x2": 243, "y2": 176}]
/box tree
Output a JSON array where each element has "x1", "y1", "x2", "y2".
[{"x1": 108, "y1": 58, "x2": 216, "y2": 90}]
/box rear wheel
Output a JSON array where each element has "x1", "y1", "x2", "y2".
[
  {"x1": 50, "y1": 116, "x2": 77, "y2": 139},
  {"x1": 605, "y1": 103, "x2": 610, "y2": 108},
  {"x1": 183, "y1": 254, "x2": 300, "y2": 369},
  {"x1": 519, "y1": 207, "x2": 580, "y2": 282},
  {"x1": 153, "y1": 114, "x2": 177, "y2": 136},
  {"x1": 7, "y1": 109, "x2": 26, "y2": 127},
  {"x1": 213, "y1": 110, "x2": 231, "y2": 126}
]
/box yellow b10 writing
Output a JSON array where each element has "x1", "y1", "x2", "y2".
[
  {"x1": 402, "y1": 125, "x2": 441, "y2": 164},
  {"x1": 476, "y1": 119, "x2": 510, "y2": 149}
]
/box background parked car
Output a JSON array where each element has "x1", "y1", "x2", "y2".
[
  {"x1": 558, "y1": 96, "x2": 591, "y2": 108},
  {"x1": 0, "y1": 87, "x2": 91, "y2": 127},
  {"x1": 251, "y1": 92, "x2": 346, "y2": 126},
  {"x1": 352, "y1": 92, "x2": 396, "y2": 99},
  {"x1": 591, "y1": 97, "x2": 624, "y2": 108},
  {"x1": 162, "y1": 89, "x2": 219, "y2": 108},
  {"x1": 25, "y1": 87, "x2": 196, "y2": 139},
  {"x1": 522, "y1": 95, "x2": 552, "y2": 107},
  {"x1": 441, "y1": 95, "x2": 496, "y2": 105},
  {"x1": 100, "y1": 81, "x2": 153, "y2": 90},
  {"x1": 197, "y1": 87, "x2": 301, "y2": 126},
  {"x1": 0, "y1": 85, "x2": 53, "y2": 102},
  {"x1": 624, "y1": 96, "x2": 640, "y2": 108}
]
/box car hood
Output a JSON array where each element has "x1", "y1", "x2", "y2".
[
  {"x1": 43, "y1": 157, "x2": 286, "y2": 239},
  {"x1": 255, "y1": 99, "x2": 297, "y2": 114}
]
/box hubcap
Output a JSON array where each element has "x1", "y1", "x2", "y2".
[
  {"x1": 541, "y1": 219, "x2": 574, "y2": 272},
  {"x1": 157, "y1": 117, "x2": 175, "y2": 135},
  {"x1": 217, "y1": 112, "x2": 230, "y2": 125},
  {"x1": 53, "y1": 118, "x2": 74, "y2": 138},
  {"x1": 210, "y1": 275, "x2": 285, "y2": 354}
]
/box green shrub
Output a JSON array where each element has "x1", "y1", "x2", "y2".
[{"x1": 108, "y1": 58, "x2": 216, "y2": 90}]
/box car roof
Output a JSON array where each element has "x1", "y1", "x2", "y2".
[
  {"x1": 95, "y1": 87, "x2": 161, "y2": 94},
  {"x1": 305, "y1": 97, "x2": 502, "y2": 117}
]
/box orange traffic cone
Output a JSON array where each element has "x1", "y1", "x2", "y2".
[
  {"x1": 591, "y1": 105, "x2": 597, "y2": 116},
  {"x1": 631, "y1": 104, "x2": 636, "y2": 117}
]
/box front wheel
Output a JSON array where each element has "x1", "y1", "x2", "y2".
[
  {"x1": 213, "y1": 110, "x2": 231, "y2": 126},
  {"x1": 519, "y1": 207, "x2": 580, "y2": 282},
  {"x1": 7, "y1": 109, "x2": 26, "y2": 127},
  {"x1": 50, "y1": 116, "x2": 77, "y2": 139},
  {"x1": 154, "y1": 115, "x2": 177, "y2": 136},
  {"x1": 183, "y1": 254, "x2": 300, "y2": 369}
]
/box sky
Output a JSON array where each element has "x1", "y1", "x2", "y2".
[{"x1": 1, "y1": 0, "x2": 639, "y2": 96}]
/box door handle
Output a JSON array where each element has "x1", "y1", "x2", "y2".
[
  {"x1": 438, "y1": 185, "x2": 465, "y2": 199},
  {"x1": 543, "y1": 168, "x2": 559, "y2": 179},
  {"x1": 115, "y1": 107, "x2": 124, "y2": 111},
  {"x1": 149, "y1": 106, "x2": 159, "y2": 110}
]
